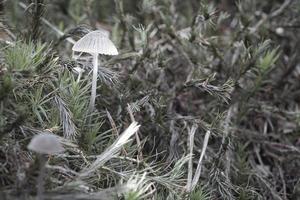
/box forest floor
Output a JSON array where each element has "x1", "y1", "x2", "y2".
[{"x1": 1, "y1": 0, "x2": 300, "y2": 199}]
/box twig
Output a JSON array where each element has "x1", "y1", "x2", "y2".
[
  {"x1": 106, "y1": 109, "x2": 119, "y2": 137},
  {"x1": 277, "y1": 163, "x2": 287, "y2": 200},
  {"x1": 106, "y1": 110, "x2": 128, "y2": 155},
  {"x1": 191, "y1": 129, "x2": 211, "y2": 190},
  {"x1": 127, "y1": 104, "x2": 143, "y2": 160},
  {"x1": 186, "y1": 124, "x2": 197, "y2": 193},
  {"x1": 270, "y1": 0, "x2": 291, "y2": 18},
  {"x1": 249, "y1": 0, "x2": 292, "y2": 34}
]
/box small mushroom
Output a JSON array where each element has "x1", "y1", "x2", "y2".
[
  {"x1": 28, "y1": 133, "x2": 65, "y2": 154},
  {"x1": 72, "y1": 30, "x2": 118, "y2": 112},
  {"x1": 28, "y1": 133, "x2": 64, "y2": 200}
]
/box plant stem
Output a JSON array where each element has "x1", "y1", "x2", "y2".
[{"x1": 89, "y1": 53, "x2": 98, "y2": 112}]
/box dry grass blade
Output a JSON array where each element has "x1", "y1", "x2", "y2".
[
  {"x1": 106, "y1": 109, "x2": 128, "y2": 155},
  {"x1": 186, "y1": 124, "x2": 197, "y2": 193},
  {"x1": 106, "y1": 109, "x2": 119, "y2": 137},
  {"x1": 191, "y1": 130, "x2": 211, "y2": 190},
  {"x1": 79, "y1": 122, "x2": 140, "y2": 177},
  {"x1": 127, "y1": 103, "x2": 143, "y2": 160}
]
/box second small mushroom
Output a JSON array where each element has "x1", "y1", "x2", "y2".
[
  {"x1": 72, "y1": 30, "x2": 118, "y2": 112},
  {"x1": 28, "y1": 133, "x2": 65, "y2": 200}
]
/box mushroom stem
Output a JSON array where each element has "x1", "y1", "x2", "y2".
[
  {"x1": 37, "y1": 155, "x2": 47, "y2": 200},
  {"x1": 89, "y1": 53, "x2": 98, "y2": 112}
]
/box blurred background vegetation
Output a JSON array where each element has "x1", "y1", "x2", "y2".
[{"x1": 1, "y1": 0, "x2": 300, "y2": 199}]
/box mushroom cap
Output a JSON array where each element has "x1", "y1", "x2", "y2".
[
  {"x1": 27, "y1": 133, "x2": 65, "y2": 155},
  {"x1": 72, "y1": 30, "x2": 118, "y2": 55}
]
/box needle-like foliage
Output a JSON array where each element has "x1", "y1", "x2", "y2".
[{"x1": 1, "y1": 0, "x2": 300, "y2": 199}]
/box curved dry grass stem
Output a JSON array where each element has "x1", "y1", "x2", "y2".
[
  {"x1": 79, "y1": 122, "x2": 140, "y2": 177},
  {"x1": 191, "y1": 130, "x2": 211, "y2": 191},
  {"x1": 186, "y1": 124, "x2": 197, "y2": 193},
  {"x1": 127, "y1": 103, "x2": 143, "y2": 160}
]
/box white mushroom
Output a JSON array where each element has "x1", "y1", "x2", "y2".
[
  {"x1": 72, "y1": 30, "x2": 118, "y2": 112},
  {"x1": 28, "y1": 133, "x2": 64, "y2": 200},
  {"x1": 28, "y1": 133, "x2": 65, "y2": 155}
]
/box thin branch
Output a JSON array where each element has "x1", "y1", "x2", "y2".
[
  {"x1": 186, "y1": 124, "x2": 197, "y2": 193},
  {"x1": 127, "y1": 103, "x2": 143, "y2": 160},
  {"x1": 191, "y1": 129, "x2": 211, "y2": 190},
  {"x1": 249, "y1": 0, "x2": 292, "y2": 34}
]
